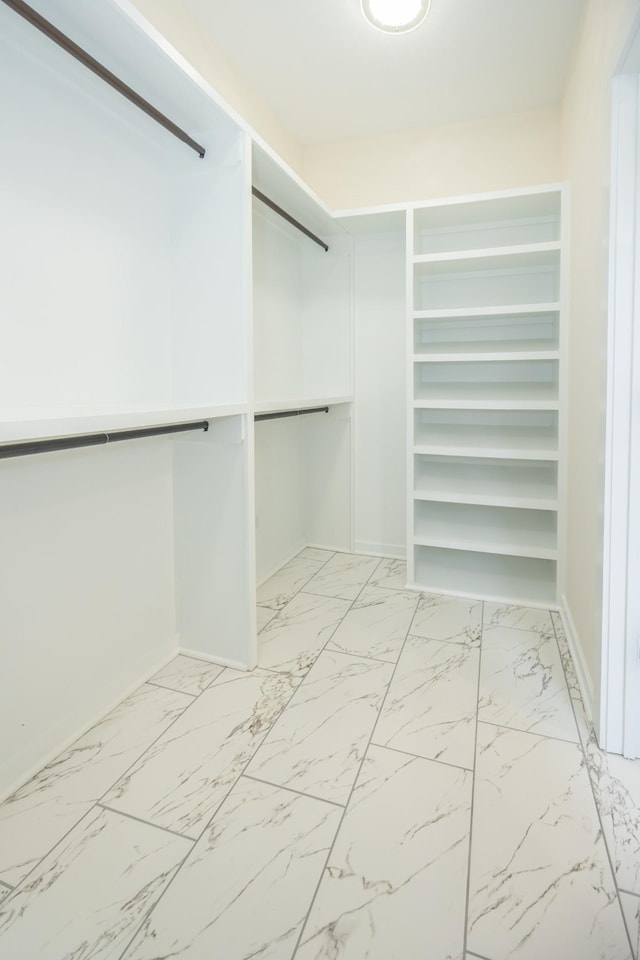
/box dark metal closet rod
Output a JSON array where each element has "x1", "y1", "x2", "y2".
[
  {"x1": 0, "y1": 420, "x2": 209, "y2": 460},
  {"x1": 1, "y1": 0, "x2": 206, "y2": 159},
  {"x1": 255, "y1": 407, "x2": 329, "y2": 423},
  {"x1": 252, "y1": 187, "x2": 329, "y2": 253}
]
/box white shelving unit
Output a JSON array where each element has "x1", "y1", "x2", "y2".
[{"x1": 407, "y1": 186, "x2": 565, "y2": 605}]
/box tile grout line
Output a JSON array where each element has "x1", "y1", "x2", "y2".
[
  {"x1": 475, "y1": 719, "x2": 583, "y2": 748},
  {"x1": 368, "y1": 740, "x2": 473, "y2": 774},
  {"x1": 554, "y1": 607, "x2": 637, "y2": 957},
  {"x1": 462, "y1": 600, "x2": 484, "y2": 960},
  {"x1": 241, "y1": 774, "x2": 346, "y2": 809},
  {"x1": 144, "y1": 680, "x2": 198, "y2": 697},
  {"x1": 117, "y1": 665, "x2": 307, "y2": 960},
  {"x1": 289, "y1": 609, "x2": 413, "y2": 959},
  {"x1": 96, "y1": 803, "x2": 197, "y2": 843},
  {"x1": 256, "y1": 550, "x2": 337, "y2": 615}
]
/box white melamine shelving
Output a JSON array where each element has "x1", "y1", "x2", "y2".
[{"x1": 407, "y1": 186, "x2": 565, "y2": 605}]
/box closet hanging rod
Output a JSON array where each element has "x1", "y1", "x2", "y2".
[
  {"x1": 0, "y1": 420, "x2": 209, "y2": 460},
  {"x1": 1, "y1": 0, "x2": 206, "y2": 159},
  {"x1": 254, "y1": 406, "x2": 329, "y2": 423},
  {"x1": 252, "y1": 187, "x2": 329, "y2": 252}
]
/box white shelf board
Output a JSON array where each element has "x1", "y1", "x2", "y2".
[
  {"x1": 413, "y1": 241, "x2": 561, "y2": 270},
  {"x1": 413, "y1": 380, "x2": 559, "y2": 410},
  {"x1": 413, "y1": 345, "x2": 559, "y2": 362},
  {"x1": 413, "y1": 303, "x2": 561, "y2": 320},
  {"x1": 412, "y1": 533, "x2": 557, "y2": 561},
  {"x1": 253, "y1": 396, "x2": 353, "y2": 415},
  {"x1": 414, "y1": 443, "x2": 558, "y2": 461},
  {"x1": 0, "y1": 402, "x2": 248, "y2": 444},
  {"x1": 413, "y1": 423, "x2": 558, "y2": 460},
  {"x1": 413, "y1": 488, "x2": 558, "y2": 511}
]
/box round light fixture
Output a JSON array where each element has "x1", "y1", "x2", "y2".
[{"x1": 361, "y1": 0, "x2": 431, "y2": 34}]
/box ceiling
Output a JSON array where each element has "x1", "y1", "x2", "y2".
[{"x1": 182, "y1": 0, "x2": 587, "y2": 147}]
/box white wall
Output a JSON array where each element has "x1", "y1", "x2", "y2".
[
  {"x1": 302, "y1": 107, "x2": 562, "y2": 211},
  {"x1": 560, "y1": 0, "x2": 640, "y2": 712},
  {"x1": 0, "y1": 443, "x2": 177, "y2": 798},
  {"x1": 353, "y1": 233, "x2": 407, "y2": 557}
]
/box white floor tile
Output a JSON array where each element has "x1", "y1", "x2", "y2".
[
  {"x1": 258, "y1": 592, "x2": 352, "y2": 676},
  {"x1": 468, "y1": 723, "x2": 630, "y2": 960},
  {"x1": 296, "y1": 744, "x2": 472, "y2": 960},
  {"x1": 479, "y1": 624, "x2": 578, "y2": 741},
  {"x1": 575, "y1": 700, "x2": 640, "y2": 896},
  {"x1": 410, "y1": 594, "x2": 482, "y2": 646},
  {"x1": 256, "y1": 556, "x2": 326, "y2": 611},
  {"x1": 621, "y1": 893, "x2": 640, "y2": 960},
  {"x1": 326, "y1": 586, "x2": 419, "y2": 663},
  {"x1": 0, "y1": 683, "x2": 192, "y2": 887},
  {"x1": 551, "y1": 611, "x2": 582, "y2": 700},
  {"x1": 124, "y1": 777, "x2": 341, "y2": 960},
  {"x1": 247, "y1": 650, "x2": 393, "y2": 805},
  {"x1": 304, "y1": 553, "x2": 381, "y2": 601},
  {"x1": 374, "y1": 635, "x2": 479, "y2": 770},
  {"x1": 0, "y1": 807, "x2": 190, "y2": 960},
  {"x1": 149, "y1": 654, "x2": 224, "y2": 696},
  {"x1": 298, "y1": 547, "x2": 335, "y2": 562},
  {"x1": 366, "y1": 558, "x2": 408, "y2": 590},
  {"x1": 483, "y1": 602, "x2": 554, "y2": 635},
  {"x1": 257, "y1": 605, "x2": 278, "y2": 632},
  {"x1": 103, "y1": 669, "x2": 298, "y2": 838}
]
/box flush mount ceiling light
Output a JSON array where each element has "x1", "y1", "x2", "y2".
[{"x1": 361, "y1": 0, "x2": 431, "y2": 34}]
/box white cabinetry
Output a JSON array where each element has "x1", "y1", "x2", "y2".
[{"x1": 407, "y1": 188, "x2": 565, "y2": 605}]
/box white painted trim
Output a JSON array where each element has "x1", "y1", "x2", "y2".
[
  {"x1": 354, "y1": 540, "x2": 406, "y2": 559},
  {"x1": 404, "y1": 580, "x2": 560, "y2": 611},
  {"x1": 559, "y1": 594, "x2": 594, "y2": 723},
  {"x1": 600, "y1": 71, "x2": 640, "y2": 756},
  {"x1": 0, "y1": 646, "x2": 179, "y2": 805},
  {"x1": 178, "y1": 648, "x2": 250, "y2": 672}
]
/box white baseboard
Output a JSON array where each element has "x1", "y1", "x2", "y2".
[
  {"x1": 178, "y1": 647, "x2": 250, "y2": 672},
  {"x1": 559, "y1": 594, "x2": 594, "y2": 721},
  {"x1": 354, "y1": 540, "x2": 406, "y2": 560},
  {"x1": 0, "y1": 645, "x2": 179, "y2": 805}
]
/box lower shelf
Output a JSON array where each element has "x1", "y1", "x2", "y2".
[{"x1": 412, "y1": 544, "x2": 557, "y2": 606}]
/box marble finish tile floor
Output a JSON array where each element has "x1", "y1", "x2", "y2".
[{"x1": 1, "y1": 550, "x2": 639, "y2": 959}]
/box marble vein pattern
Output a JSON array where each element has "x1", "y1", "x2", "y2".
[
  {"x1": 0, "y1": 682, "x2": 192, "y2": 888},
  {"x1": 0, "y1": 886, "x2": 10, "y2": 906},
  {"x1": 258, "y1": 591, "x2": 352, "y2": 677},
  {"x1": 148, "y1": 654, "x2": 224, "y2": 696},
  {"x1": 621, "y1": 893, "x2": 640, "y2": 960},
  {"x1": 551, "y1": 610, "x2": 581, "y2": 700},
  {"x1": 298, "y1": 547, "x2": 336, "y2": 562},
  {"x1": 478, "y1": 624, "x2": 578, "y2": 741},
  {"x1": 410, "y1": 593, "x2": 482, "y2": 646},
  {"x1": 468, "y1": 722, "x2": 630, "y2": 960},
  {"x1": 102, "y1": 668, "x2": 298, "y2": 838},
  {"x1": 574, "y1": 700, "x2": 640, "y2": 895},
  {"x1": 304, "y1": 552, "x2": 381, "y2": 601},
  {"x1": 296, "y1": 744, "x2": 472, "y2": 960},
  {"x1": 124, "y1": 776, "x2": 341, "y2": 960},
  {"x1": 0, "y1": 806, "x2": 190, "y2": 960},
  {"x1": 247, "y1": 650, "x2": 393, "y2": 805},
  {"x1": 366, "y1": 558, "x2": 408, "y2": 591},
  {"x1": 483, "y1": 602, "x2": 554, "y2": 636},
  {"x1": 257, "y1": 604, "x2": 278, "y2": 633},
  {"x1": 326, "y1": 585, "x2": 420, "y2": 663},
  {"x1": 373, "y1": 635, "x2": 479, "y2": 770},
  {"x1": 256, "y1": 556, "x2": 326, "y2": 611}
]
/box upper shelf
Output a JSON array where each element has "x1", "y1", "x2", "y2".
[
  {"x1": 413, "y1": 242, "x2": 561, "y2": 274},
  {"x1": 253, "y1": 396, "x2": 353, "y2": 416},
  {"x1": 0, "y1": 402, "x2": 249, "y2": 445}
]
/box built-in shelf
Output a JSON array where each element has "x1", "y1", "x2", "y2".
[
  {"x1": 413, "y1": 456, "x2": 558, "y2": 510},
  {"x1": 0, "y1": 402, "x2": 250, "y2": 445},
  {"x1": 414, "y1": 346, "x2": 559, "y2": 362},
  {"x1": 413, "y1": 241, "x2": 561, "y2": 269},
  {"x1": 413, "y1": 381, "x2": 559, "y2": 409},
  {"x1": 414, "y1": 302, "x2": 561, "y2": 320}
]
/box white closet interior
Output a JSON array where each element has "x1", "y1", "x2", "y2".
[{"x1": 0, "y1": 0, "x2": 568, "y2": 800}]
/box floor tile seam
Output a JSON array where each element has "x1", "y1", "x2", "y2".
[
  {"x1": 620, "y1": 888, "x2": 640, "y2": 900},
  {"x1": 96, "y1": 803, "x2": 197, "y2": 843},
  {"x1": 290, "y1": 626, "x2": 413, "y2": 958},
  {"x1": 257, "y1": 551, "x2": 336, "y2": 614},
  {"x1": 117, "y1": 667, "x2": 307, "y2": 959},
  {"x1": 568, "y1": 693, "x2": 637, "y2": 954},
  {"x1": 144, "y1": 680, "x2": 198, "y2": 698},
  {"x1": 406, "y1": 632, "x2": 481, "y2": 649},
  {"x1": 324, "y1": 646, "x2": 399, "y2": 667},
  {"x1": 241, "y1": 774, "x2": 346, "y2": 810},
  {"x1": 474, "y1": 717, "x2": 580, "y2": 747},
  {"x1": 463, "y1": 600, "x2": 484, "y2": 960},
  {"x1": 368, "y1": 740, "x2": 473, "y2": 774}
]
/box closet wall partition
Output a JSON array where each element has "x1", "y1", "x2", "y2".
[{"x1": 0, "y1": 0, "x2": 255, "y2": 797}]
